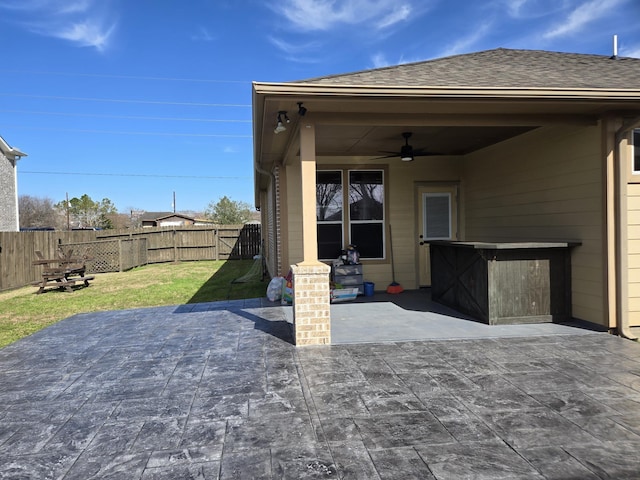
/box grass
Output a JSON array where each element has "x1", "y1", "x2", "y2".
[{"x1": 0, "y1": 259, "x2": 268, "y2": 349}]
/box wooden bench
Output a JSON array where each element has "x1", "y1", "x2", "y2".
[{"x1": 32, "y1": 248, "x2": 95, "y2": 294}]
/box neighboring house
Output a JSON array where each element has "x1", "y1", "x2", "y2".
[
  {"x1": 194, "y1": 218, "x2": 216, "y2": 226},
  {"x1": 252, "y1": 48, "x2": 640, "y2": 345},
  {"x1": 0, "y1": 135, "x2": 27, "y2": 232},
  {"x1": 140, "y1": 212, "x2": 195, "y2": 227}
]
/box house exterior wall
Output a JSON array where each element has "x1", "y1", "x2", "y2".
[
  {"x1": 284, "y1": 155, "x2": 462, "y2": 290},
  {"x1": 0, "y1": 152, "x2": 19, "y2": 231},
  {"x1": 462, "y1": 125, "x2": 605, "y2": 326},
  {"x1": 262, "y1": 170, "x2": 278, "y2": 278},
  {"x1": 284, "y1": 159, "x2": 303, "y2": 271},
  {"x1": 627, "y1": 183, "x2": 640, "y2": 327},
  {"x1": 276, "y1": 124, "x2": 606, "y2": 326}
]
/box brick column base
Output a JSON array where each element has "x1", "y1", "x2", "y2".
[{"x1": 291, "y1": 263, "x2": 331, "y2": 346}]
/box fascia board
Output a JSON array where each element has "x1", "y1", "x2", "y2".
[{"x1": 252, "y1": 81, "x2": 640, "y2": 101}]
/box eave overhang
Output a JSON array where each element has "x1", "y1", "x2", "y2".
[{"x1": 252, "y1": 81, "x2": 640, "y2": 206}]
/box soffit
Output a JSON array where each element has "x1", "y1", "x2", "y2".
[{"x1": 256, "y1": 93, "x2": 640, "y2": 167}]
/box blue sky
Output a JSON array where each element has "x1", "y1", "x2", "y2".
[{"x1": 1, "y1": 0, "x2": 639, "y2": 214}]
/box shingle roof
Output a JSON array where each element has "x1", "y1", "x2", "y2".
[
  {"x1": 140, "y1": 212, "x2": 194, "y2": 221},
  {"x1": 295, "y1": 48, "x2": 640, "y2": 89}
]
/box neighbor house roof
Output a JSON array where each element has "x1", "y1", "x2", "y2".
[
  {"x1": 294, "y1": 48, "x2": 640, "y2": 90},
  {"x1": 140, "y1": 212, "x2": 195, "y2": 222},
  {"x1": 0, "y1": 134, "x2": 27, "y2": 160}
]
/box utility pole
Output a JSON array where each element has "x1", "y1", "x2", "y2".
[
  {"x1": 173, "y1": 191, "x2": 176, "y2": 213},
  {"x1": 66, "y1": 192, "x2": 70, "y2": 231}
]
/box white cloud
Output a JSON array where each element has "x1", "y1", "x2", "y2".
[
  {"x1": 50, "y1": 20, "x2": 115, "y2": 52},
  {"x1": 438, "y1": 21, "x2": 493, "y2": 57},
  {"x1": 192, "y1": 27, "x2": 215, "y2": 42},
  {"x1": 272, "y1": 0, "x2": 412, "y2": 32},
  {"x1": 622, "y1": 45, "x2": 640, "y2": 58},
  {"x1": 267, "y1": 36, "x2": 325, "y2": 62},
  {"x1": 543, "y1": 0, "x2": 624, "y2": 39},
  {"x1": 502, "y1": 0, "x2": 563, "y2": 19},
  {"x1": 370, "y1": 52, "x2": 390, "y2": 68},
  {"x1": 375, "y1": 5, "x2": 411, "y2": 29},
  {"x1": 0, "y1": 0, "x2": 117, "y2": 52},
  {"x1": 55, "y1": 0, "x2": 93, "y2": 15}
]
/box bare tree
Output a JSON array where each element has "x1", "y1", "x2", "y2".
[{"x1": 18, "y1": 195, "x2": 62, "y2": 229}]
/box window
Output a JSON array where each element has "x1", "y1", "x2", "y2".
[
  {"x1": 316, "y1": 169, "x2": 385, "y2": 260},
  {"x1": 423, "y1": 193, "x2": 451, "y2": 240},
  {"x1": 349, "y1": 170, "x2": 384, "y2": 259},
  {"x1": 316, "y1": 171, "x2": 343, "y2": 259},
  {"x1": 634, "y1": 129, "x2": 640, "y2": 174}
]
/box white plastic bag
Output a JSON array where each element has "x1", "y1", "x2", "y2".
[{"x1": 266, "y1": 276, "x2": 284, "y2": 301}]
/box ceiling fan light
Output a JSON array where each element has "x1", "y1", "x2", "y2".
[{"x1": 400, "y1": 145, "x2": 414, "y2": 161}]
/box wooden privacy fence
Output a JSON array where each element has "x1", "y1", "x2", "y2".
[
  {"x1": 0, "y1": 224, "x2": 261, "y2": 291},
  {"x1": 0, "y1": 230, "x2": 95, "y2": 292},
  {"x1": 60, "y1": 238, "x2": 148, "y2": 273},
  {"x1": 95, "y1": 224, "x2": 260, "y2": 263}
]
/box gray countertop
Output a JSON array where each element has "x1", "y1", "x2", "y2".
[{"x1": 429, "y1": 240, "x2": 580, "y2": 249}]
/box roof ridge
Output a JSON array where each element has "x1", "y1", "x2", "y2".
[
  {"x1": 291, "y1": 48, "x2": 640, "y2": 90},
  {"x1": 294, "y1": 48, "x2": 625, "y2": 83}
]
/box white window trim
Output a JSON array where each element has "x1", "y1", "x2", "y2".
[{"x1": 347, "y1": 169, "x2": 386, "y2": 260}]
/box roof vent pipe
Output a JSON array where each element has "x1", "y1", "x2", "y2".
[{"x1": 612, "y1": 34, "x2": 618, "y2": 59}]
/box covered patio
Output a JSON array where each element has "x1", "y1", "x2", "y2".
[{"x1": 2, "y1": 298, "x2": 639, "y2": 478}]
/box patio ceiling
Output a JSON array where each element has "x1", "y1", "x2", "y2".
[
  {"x1": 312, "y1": 124, "x2": 537, "y2": 157},
  {"x1": 253, "y1": 85, "x2": 640, "y2": 194}
]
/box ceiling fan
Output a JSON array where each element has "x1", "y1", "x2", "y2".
[{"x1": 375, "y1": 132, "x2": 440, "y2": 161}]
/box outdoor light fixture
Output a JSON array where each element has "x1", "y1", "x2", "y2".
[
  {"x1": 297, "y1": 102, "x2": 307, "y2": 116},
  {"x1": 274, "y1": 111, "x2": 289, "y2": 134},
  {"x1": 400, "y1": 145, "x2": 414, "y2": 162},
  {"x1": 400, "y1": 132, "x2": 414, "y2": 161}
]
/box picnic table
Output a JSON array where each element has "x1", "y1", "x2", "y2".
[{"x1": 32, "y1": 247, "x2": 95, "y2": 294}]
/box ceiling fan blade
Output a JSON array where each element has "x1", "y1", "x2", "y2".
[
  {"x1": 413, "y1": 148, "x2": 443, "y2": 156},
  {"x1": 371, "y1": 153, "x2": 398, "y2": 160}
]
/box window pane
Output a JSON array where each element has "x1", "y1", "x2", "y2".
[
  {"x1": 424, "y1": 193, "x2": 451, "y2": 239},
  {"x1": 349, "y1": 171, "x2": 383, "y2": 220},
  {"x1": 317, "y1": 171, "x2": 342, "y2": 221},
  {"x1": 351, "y1": 223, "x2": 384, "y2": 259},
  {"x1": 318, "y1": 224, "x2": 343, "y2": 259},
  {"x1": 634, "y1": 130, "x2": 640, "y2": 173}
]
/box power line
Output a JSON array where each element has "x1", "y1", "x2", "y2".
[
  {"x1": 0, "y1": 93, "x2": 251, "y2": 107},
  {"x1": 1, "y1": 125, "x2": 252, "y2": 137},
  {"x1": 0, "y1": 109, "x2": 252, "y2": 123},
  {"x1": 21, "y1": 171, "x2": 252, "y2": 179},
  {"x1": 2, "y1": 70, "x2": 251, "y2": 84}
]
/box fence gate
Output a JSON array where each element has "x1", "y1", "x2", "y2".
[{"x1": 217, "y1": 224, "x2": 261, "y2": 260}]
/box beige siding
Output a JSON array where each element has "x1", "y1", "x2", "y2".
[
  {"x1": 281, "y1": 156, "x2": 464, "y2": 290},
  {"x1": 627, "y1": 183, "x2": 640, "y2": 327},
  {"x1": 463, "y1": 125, "x2": 605, "y2": 326},
  {"x1": 285, "y1": 160, "x2": 303, "y2": 270}
]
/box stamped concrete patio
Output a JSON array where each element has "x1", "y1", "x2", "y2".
[{"x1": 1, "y1": 294, "x2": 640, "y2": 479}]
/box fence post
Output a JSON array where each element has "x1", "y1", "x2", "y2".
[
  {"x1": 118, "y1": 239, "x2": 123, "y2": 272},
  {"x1": 215, "y1": 228, "x2": 219, "y2": 261},
  {"x1": 173, "y1": 228, "x2": 178, "y2": 263}
]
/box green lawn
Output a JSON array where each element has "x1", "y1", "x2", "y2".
[{"x1": 0, "y1": 259, "x2": 268, "y2": 348}]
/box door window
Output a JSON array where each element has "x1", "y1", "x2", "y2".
[{"x1": 423, "y1": 193, "x2": 451, "y2": 240}]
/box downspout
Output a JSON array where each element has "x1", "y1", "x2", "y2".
[
  {"x1": 254, "y1": 159, "x2": 275, "y2": 275},
  {"x1": 614, "y1": 117, "x2": 640, "y2": 340}
]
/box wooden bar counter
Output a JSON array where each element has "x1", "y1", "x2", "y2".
[{"x1": 430, "y1": 241, "x2": 579, "y2": 325}]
